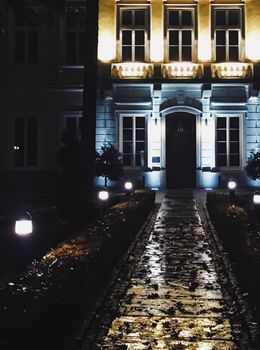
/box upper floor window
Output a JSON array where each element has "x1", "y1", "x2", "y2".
[
  {"x1": 65, "y1": 10, "x2": 85, "y2": 64},
  {"x1": 166, "y1": 8, "x2": 194, "y2": 62},
  {"x1": 62, "y1": 112, "x2": 82, "y2": 142},
  {"x1": 14, "y1": 117, "x2": 38, "y2": 167},
  {"x1": 216, "y1": 115, "x2": 241, "y2": 168},
  {"x1": 118, "y1": 7, "x2": 149, "y2": 62},
  {"x1": 15, "y1": 16, "x2": 39, "y2": 63},
  {"x1": 213, "y1": 8, "x2": 243, "y2": 62}
]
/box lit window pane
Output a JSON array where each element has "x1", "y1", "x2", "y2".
[
  {"x1": 136, "y1": 117, "x2": 145, "y2": 128},
  {"x1": 169, "y1": 31, "x2": 179, "y2": 45},
  {"x1": 123, "y1": 117, "x2": 133, "y2": 128},
  {"x1": 217, "y1": 118, "x2": 226, "y2": 128},
  {"x1": 122, "y1": 31, "x2": 132, "y2": 45},
  {"x1": 182, "y1": 31, "x2": 191, "y2": 45},
  {"x1": 169, "y1": 11, "x2": 179, "y2": 26},
  {"x1": 122, "y1": 47, "x2": 132, "y2": 61},
  {"x1": 169, "y1": 46, "x2": 179, "y2": 61},
  {"x1": 135, "y1": 47, "x2": 145, "y2": 61},
  {"x1": 229, "y1": 47, "x2": 239, "y2": 61},
  {"x1": 230, "y1": 117, "x2": 239, "y2": 128},
  {"x1": 217, "y1": 155, "x2": 227, "y2": 166},
  {"x1": 122, "y1": 11, "x2": 132, "y2": 26},
  {"x1": 216, "y1": 11, "x2": 226, "y2": 26},
  {"x1": 182, "y1": 47, "x2": 192, "y2": 61},
  {"x1": 135, "y1": 30, "x2": 144, "y2": 45},
  {"x1": 135, "y1": 10, "x2": 145, "y2": 26},
  {"x1": 230, "y1": 154, "x2": 240, "y2": 166},
  {"x1": 216, "y1": 47, "x2": 226, "y2": 62},
  {"x1": 229, "y1": 31, "x2": 238, "y2": 45},
  {"x1": 216, "y1": 31, "x2": 226, "y2": 45},
  {"x1": 228, "y1": 10, "x2": 239, "y2": 27},
  {"x1": 182, "y1": 11, "x2": 192, "y2": 26}
]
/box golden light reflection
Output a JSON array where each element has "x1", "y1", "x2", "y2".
[
  {"x1": 98, "y1": 31, "x2": 116, "y2": 62},
  {"x1": 198, "y1": 33, "x2": 211, "y2": 61},
  {"x1": 197, "y1": 344, "x2": 212, "y2": 350},
  {"x1": 162, "y1": 63, "x2": 203, "y2": 79},
  {"x1": 111, "y1": 62, "x2": 153, "y2": 78},
  {"x1": 151, "y1": 32, "x2": 164, "y2": 62},
  {"x1": 246, "y1": 32, "x2": 260, "y2": 61},
  {"x1": 211, "y1": 63, "x2": 253, "y2": 79}
]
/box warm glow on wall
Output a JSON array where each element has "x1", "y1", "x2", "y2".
[
  {"x1": 151, "y1": 32, "x2": 164, "y2": 62},
  {"x1": 198, "y1": 33, "x2": 211, "y2": 61},
  {"x1": 98, "y1": 31, "x2": 116, "y2": 62},
  {"x1": 246, "y1": 32, "x2": 260, "y2": 61}
]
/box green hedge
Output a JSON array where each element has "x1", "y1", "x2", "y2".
[{"x1": 0, "y1": 190, "x2": 155, "y2": 348}]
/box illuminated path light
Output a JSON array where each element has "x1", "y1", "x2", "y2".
[{"x1": 91, "y1": 191, "x2": 242, "y2": 349}]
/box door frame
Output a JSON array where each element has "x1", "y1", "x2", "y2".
[{"x1": 161, "y1": 106, "x2": 201, "y2": 187}]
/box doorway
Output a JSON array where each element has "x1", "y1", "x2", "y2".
[{"x1": 166, "y1": 112, "x2": 196, "y2": 188}]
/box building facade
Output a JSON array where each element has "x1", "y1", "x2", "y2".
[{"x1": 2, "y1": 0, "x2": 260, "y2": 193}]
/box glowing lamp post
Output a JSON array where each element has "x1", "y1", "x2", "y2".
[
  {"x1": 14, "y1": 211, "x2": 33, "y2": 236},
  {"x1": 227, "y1": 180, "x2": 237, "y2": 200}
]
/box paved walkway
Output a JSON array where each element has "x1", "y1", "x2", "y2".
[{"x1": 97, "y1": 191, "x2": 239, "y2": 349}]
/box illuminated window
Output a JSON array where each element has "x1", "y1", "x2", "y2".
[
  {"x1": 120, "y1": 115, "x2": 146, "y2": 166},
  {"x1": 216, "y1": 116, "x2": 241, "y2": 168},
  {"x1": 15, "y1": 16, "x2": 38, "y2": 63},
  {"x1": 118, "y1": 8, "x2": 149, "y2": 62},
  {"x1": 65, "y1": 10, "x2": 85, "y2": 64},
  {"x1": 166, "y1": 8, "x2": 194, "y2": 62},
  {"x1": 14, "y1": 117, "x2": 38, "y2": 167},
  {"x1": 213, "y1": 8, "x2": 243, "y2": 62}
]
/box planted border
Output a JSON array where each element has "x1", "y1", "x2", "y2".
[{"x1": 0, "y1": 190, "x2": 155, "y2": 348}]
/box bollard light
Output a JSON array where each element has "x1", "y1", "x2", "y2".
[
  {"x1": 253, "y1": 191, "x2": 260, "y2": 205},
  {"x1": 15, "y1": 211, "x2": 33, "y2": 236},
  {"x1": 98, "y1": 189, "x2": 109, "y2": 201},
  {"x1": 124, "y1": 180, "x2": 134, "y2": 195},
  {"x1": 227, "y1": 180, "x2": 237, "y2": 200},
  {"x1": 227, "y1": 180, "x2": 237, "y2": 191}
]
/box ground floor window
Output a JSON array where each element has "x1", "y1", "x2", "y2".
[
  {"x1": 216, "y1": 115, "x2": 241, "y2": 167},
  {"x1": 62, "y1": 112, "x2": 82, "y2": 142},
  {"x1": 14, "y1": 117, "x2": 38, "y2": 167},
  {"x1": 120, "y1": 115, "x2": 146, "y2": 166}
]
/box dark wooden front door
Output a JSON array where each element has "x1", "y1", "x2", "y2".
[{"x1": 166, "y1": 113, "x2": 196, "y2": 188}]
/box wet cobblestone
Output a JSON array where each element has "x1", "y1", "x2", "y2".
[{"x1": 88, "y1": 191, "x2": 243, "y2": 350}]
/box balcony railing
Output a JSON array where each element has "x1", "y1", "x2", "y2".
[
  {"x1": 161, "y1": 62, "x2": 203, "y2": 79},
  {"x1": 211, "y1": 63, "x2": 253, "y2": 79},
  {"x1": 111, "y1": 62, "x2": 153, "y2": 79}
]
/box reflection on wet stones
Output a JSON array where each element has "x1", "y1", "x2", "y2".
[{"x1": 97, "y1": 191, "x2": 240, "y2": 350}]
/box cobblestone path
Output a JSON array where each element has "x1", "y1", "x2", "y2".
[{"x1": 95, "y1": 191, "x2": 241, "y2": 349}]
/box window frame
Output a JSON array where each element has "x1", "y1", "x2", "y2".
[
  {"x1": 215, "y1": 114, "x2": 243, "y2": 170},
  {"x1": 117, "y1": 5, "x2": 150, "y2": 62},
  {"x1": 14, "y1": 16, "x2": 39, "y2": 63},
  {"x1": 212, "y1": 5, "x2": 245, "y2": 62},
  {"x1": 13, "y1": 116, "x2": 38, "y2": 168},
  {"x1": 164, "y1": 5, "x2": 197, "y2": 62},
  {"x1": 119, "y1": 114, "x2": 147, "y2": 168},
  {"x1": 61, "y1": 111, "x2": 82, "y2": 143},
  {"x1": 64, "y1": 8, "x2": 86, "y2": 65}
]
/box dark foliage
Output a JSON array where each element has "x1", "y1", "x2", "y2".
[
  {"x1": 246, "y1": 151, "x2": 260, "y2": 181},
  {"x1": 95, "y1": 143, "x2": 123, "y2": 187}
]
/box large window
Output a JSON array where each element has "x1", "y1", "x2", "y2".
[
  {"x1": 216, "y1": 116, "x2": 241, "y2": 168},
  {"x1": 119, "y1": 8, "x2": 148, "y2": 62},
  {"x1": 14, "y1": 117, "x2": 38, "y2": 167},
  {"x1": 213, "y1": 8, "x2": 242, "y2": 62},
  {"x1": 62, "y1": 112, "x2": 82, "y2": 141},
  {"x1": 166, "y1": 8, "x2": 194, "y2": 61},
  {"x1": 65, "y1": 10, "x2": 85, "y2": 64},
  {"x1": 121, "y1": 115, "x2": 146, "y2": 166},
  {"x1": 15, "y1": 16, "x2": 38, "y2": 63}
]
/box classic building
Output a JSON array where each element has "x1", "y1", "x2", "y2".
[{"x1": 1, "y1": 0, "x2": 260, "y2": 193}]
